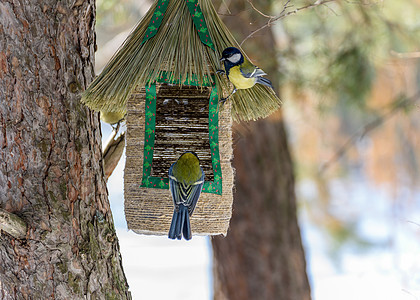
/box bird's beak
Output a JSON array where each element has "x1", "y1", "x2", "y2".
[{"x1": 220, "y1": 57, "x2": 225, "y2": 62}]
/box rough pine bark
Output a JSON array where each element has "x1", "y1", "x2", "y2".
[
  {"x1": 0, "y1": 1, "x2": 131, "y2": 299},
  {"x1": 212, "y1": 1, "x2": 311, "y2": 299}
]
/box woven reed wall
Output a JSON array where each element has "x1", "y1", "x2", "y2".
[
  {"x1": 151, "y1": 85, "x2": 214, "y2": 180},
  {"x1": 124, "y1": 83, "x2": 234, "y2": 236}
]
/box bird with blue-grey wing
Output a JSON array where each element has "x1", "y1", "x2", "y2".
[{"x1": 168, "y1": 152, "x2": 205, "y2": 240}]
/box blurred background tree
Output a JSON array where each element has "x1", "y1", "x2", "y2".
[
  {"x1": 277, "y1": 0, "x2": 420, "y2": 263},
  {"x1": 211, "y1": 1, "x2": 310, "y2": 299}
]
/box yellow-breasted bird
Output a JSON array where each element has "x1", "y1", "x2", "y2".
[
  {"x1": 168, "y1": 151, "x2": 205, "y2": 240},
  {"x1": 219, "y1": 47, "x2": 274, "y2": 102},
  {"x1": 100, "y1": 110, "x2": 126, "y2": 128}
]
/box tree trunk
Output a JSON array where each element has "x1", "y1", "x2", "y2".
[
  {"x1": 0, "y1": 1, "x2": 131, "y2": 299},
  {"x1": 212, "y1": 119, "x2": 311, "y2": 300},
  {"x1": 212, "y1": 1, "x2": 311, "y2": 299}
]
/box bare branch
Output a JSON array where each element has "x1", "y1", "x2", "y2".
[
  {"x1": 406, "y1": 220, "x2": 420, "y2": 227},
  {"x1": 391, "y1": 50, "x2": 420, "y2": 59},
  {"x1": 323, "y1": 3, "x2": 340, "y2": 16},
  {"x1": 240, "y1": 0, "x2": 338, "y2": 46},
  {"x1": 246, "y1": 0, "x2": 276, "y2": 18},
  {"x1": 103, "y1": 132, "x2": 126, "y2": 180}
]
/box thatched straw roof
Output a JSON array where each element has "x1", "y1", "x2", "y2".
[{"x1": 82, "y1": 0, "x2": 281, "y2": 121}]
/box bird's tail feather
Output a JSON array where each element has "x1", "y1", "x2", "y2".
[
  {"x1": 168, "y1": 205, "x2": 191, "y2": 240},
  {"x1": 183, "y1": 212, "x2": 192, "y2": 240},
  {"x1": 177, "y1": 207, "x2": 186, "y2": 240},
  {"x1": 168, "y1": 210, "x2": 179, "y2": 239},
  {"x1": 256, "y1": 77, "x2": 274, "y2": 89}
]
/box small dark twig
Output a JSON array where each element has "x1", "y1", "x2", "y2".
[{"x1": 246, "y1": 0, "x2": 276, "y2": 18}]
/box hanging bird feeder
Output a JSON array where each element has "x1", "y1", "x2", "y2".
[{"x1": 81, "y1": 0, "x2": 281, "y2": 236}]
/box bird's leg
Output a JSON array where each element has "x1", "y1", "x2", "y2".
[
  {"x1": 220, "y1": 88, "x2": 237, "y2": 104},
  {"x1": 216, "y1": 69, "x2": 225, "y2": 75},
  {"x1": 111, "y1": 120, "x2": 121, "y2": 133}
]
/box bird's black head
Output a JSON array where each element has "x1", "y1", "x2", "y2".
[{"x1": 220, "y1": 47, "x2": 244, "y2": 69}]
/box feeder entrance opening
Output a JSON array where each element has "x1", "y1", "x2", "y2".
[{"x1": 151, "y1": 84, "x2": 214, "y2": 181}]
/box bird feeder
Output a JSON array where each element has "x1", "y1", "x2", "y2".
[
  {"x1": 82, "y1": 0, "x2": 281, "y2": 236},
  {"x1": 124, "y1": 74, "x2": 233, "y2": 236}
]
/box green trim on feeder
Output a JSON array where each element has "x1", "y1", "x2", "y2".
[
  {"x1": 140, "y1": 72, "x2": 222, "y2": 195},
  {"x1": 151, "y1": 71, "x2": 214, "y2": 86},
  {"x1": 206, "y1": 86, "x2": 222, "y2": 193},
  {"x1": 185, "y1": 0, "x2": 215, "y2": 50},
  {"x1": 142, "y1": 0, "x2": 215, "y2": 50},
  {"x1": 141, "y1": 0, "x2": 170, "y2": 45}
]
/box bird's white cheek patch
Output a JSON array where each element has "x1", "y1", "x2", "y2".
[{"x1": 228, "y1": 53, "x2": 241, "y2": 64}]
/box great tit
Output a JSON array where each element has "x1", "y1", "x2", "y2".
[
  {"x1": 100, "y1": 110, "x2": 126, "y2": 130},
  {"x1": 168, "y1": 151, "x2": 205, "y2": 240},
  {"x1": 219, "y1": 47, "x2": 274, "y2": 102}
]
